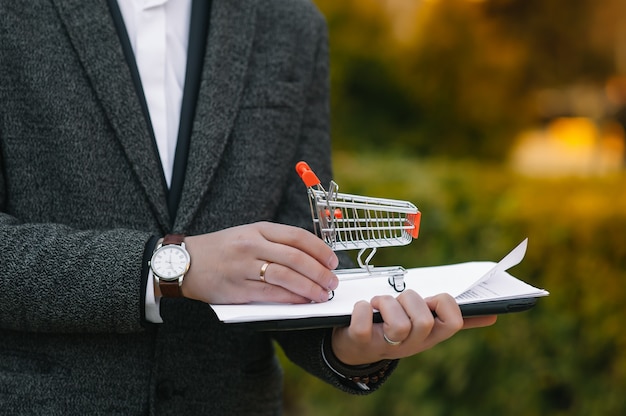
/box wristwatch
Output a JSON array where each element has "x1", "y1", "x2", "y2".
[{"x1": 150, "y1": 233, "x2": 191, "y2": 298}]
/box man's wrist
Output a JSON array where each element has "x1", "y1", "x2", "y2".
[{"x1": 321, "y1": 331, "x2": 397, "y2": 391}]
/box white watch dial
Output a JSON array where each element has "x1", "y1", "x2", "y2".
[{"x1": 151, "y1": 245, "x2": 190, "y2": 281}]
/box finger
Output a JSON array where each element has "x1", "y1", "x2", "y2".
[
  {"x1": 347, "y1": 300, "x2": 375, "y2": 344},
  {"x1": 394, "y1": 289, "x2": 435, "y2": 331},
  {"x1": 258, "y1": 222, "x2": 339, "y2": 271},
  {"x1": 370, "y1": 295, "x2": 414, "y2": 345},
  {"x1": 417, "y1": 294, "x2": 464, "y2": 346},
  {"x1": 426, "y1": 294, "x2": 463, "y2": 326},
  {"x1": 246, "y1": 281, "x2": 312, "y2": 304},
  {"x1": 331, "y1": 300, "x2": 375, "y2": 366},
  {"x1": 255, "y1": 261, "x2": 332, "y2": 303},
  {"x1": 463, "y1": 315, "x2": 498, "y2": 329},
  {"x1": 253, "y1": 228, "x2": 339, "y2": 300}
]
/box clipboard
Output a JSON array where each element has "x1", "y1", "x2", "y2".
[
  {"x1": 223, "y1": 297, "x2": 540, "y2": 331},
  {"x1": 210, "y1": 240, "x2": 549, "y2": 331}
]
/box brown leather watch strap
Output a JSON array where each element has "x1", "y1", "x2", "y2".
[
  {"x1": 163, "y1": 233, "x2": 185, "y2": 245},
  {"x1": 160, "y1": 280, "x2": 183, "y2": 298}
]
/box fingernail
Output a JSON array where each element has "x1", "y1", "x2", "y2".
[
  {"x1": 328, "y1": 254, "x2": 339, "y2": 269},
  {"x1": 327, "y1": 275, "x2": 339, "y2": 291},
  {"x1": 320, "y1": 291, "x2": 332, "y2": 303}
]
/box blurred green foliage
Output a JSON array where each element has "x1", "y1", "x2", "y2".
[
  {"x1": 280, "y1": 153, "x2": 626, "y2": 415},
  {"x1": 316, "y1": 0, "x2": 622, "y2": 159},
  {"x1": 278, "y1": 1, "x2": 626, "y2": 415}
]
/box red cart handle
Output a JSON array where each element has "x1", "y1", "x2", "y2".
[{"x1": 295, "y1": 161, "x2": 321, "y2": 187}]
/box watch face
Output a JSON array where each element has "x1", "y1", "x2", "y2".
[{"x1": 150, "y1": 245, "x2": 190, "y2": 281}]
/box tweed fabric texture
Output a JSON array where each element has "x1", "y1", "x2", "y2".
[{"x1": 0, "y1": 0, "x2": 392, "y2": 414}]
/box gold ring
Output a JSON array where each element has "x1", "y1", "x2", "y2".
[
  {"x1": 259, "y1": 262, "x2": 271, "y2": 283},
  {"x1": 383, "y1": 333, "x2": 402, "y2": 346}
]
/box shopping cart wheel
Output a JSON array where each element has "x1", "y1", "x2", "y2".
[{"x1": 388, "y1": 275, "x2": 406, "y2": 293}]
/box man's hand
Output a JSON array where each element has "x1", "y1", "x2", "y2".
[
  {"x1": 179, "y1": 222, "x2": 339, "y2": 305},
  {"x1": 331, "y1": 290, "x2": 497, "y2": 366}
]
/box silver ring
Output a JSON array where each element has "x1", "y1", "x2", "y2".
[
  {"x1": 383, "y1": 333, "x2": 402, "y2": 346},
  {"x1": 259, "y1": 262, "x2": 271, "y2": 283}
]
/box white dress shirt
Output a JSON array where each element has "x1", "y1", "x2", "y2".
[{"x1": 117, "y1": 0, "x2": 193, "y2": 323}]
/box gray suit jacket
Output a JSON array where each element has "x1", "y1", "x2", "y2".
[{"x1": 0, "y1": 1, "x2": 387, "y2": 414}]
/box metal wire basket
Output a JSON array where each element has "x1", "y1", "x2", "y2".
[{"x1": 296, "y1": 161, "x2": 421, "y2": 292}]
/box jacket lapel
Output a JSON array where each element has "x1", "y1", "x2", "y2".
[
  {"x1": 173, "y1": 0, "x2": 259, "y2": 230},
  {"x1": 51, "y1": 0, "x2": 171, "y2": 231},
  {"x1": 50, "y1": 0, "x2": 258, "y2": 232},
  {"x1": 168, "y1": 0, "x2": 212, "y2": 224}
]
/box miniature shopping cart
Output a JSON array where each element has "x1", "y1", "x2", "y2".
[{"x1": 296, "y1": 161, "x2": 421, "y2": 293}]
